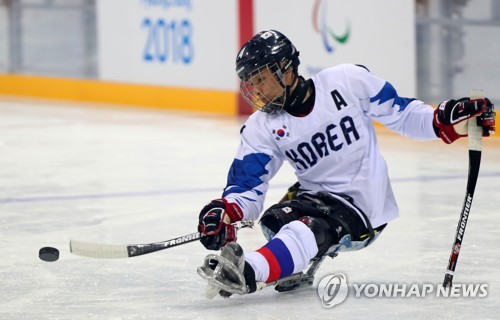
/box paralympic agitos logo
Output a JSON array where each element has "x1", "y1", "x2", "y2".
[{"x1": 312, "y1": 0, "x2": 351, "y2": 53}]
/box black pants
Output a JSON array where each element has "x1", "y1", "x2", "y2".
[{"x1": 260, "y1": 191, "x2": 386, "y2": 256}]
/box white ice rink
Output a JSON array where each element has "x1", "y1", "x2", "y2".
[{"x1": 1, "y1": 97, "x2": 499, "y2": 320}]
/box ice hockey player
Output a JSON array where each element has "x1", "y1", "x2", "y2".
[{"x1": 197, "y1": 29, "x2": 496, "y2": 298}]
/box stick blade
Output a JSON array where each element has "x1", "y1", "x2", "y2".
[{"x1": 70, "y1": 240, "x2": 129, "y2": 259}]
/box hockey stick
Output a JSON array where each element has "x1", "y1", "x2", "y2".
[
  {"x1": 70, "y1": 220, "x2": 254, "y2": 259},
  {"x1": 442, "y1": 90, "x2": 485, "y2": 288}
]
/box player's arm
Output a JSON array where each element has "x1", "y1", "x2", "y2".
[
  {"x1": 198, "y1": 120, "x2": 283, "y2": 250},
  {"x1": 346, "y1": 64, "x2": 495, "y2": 142},
  {"x1": 344, "y1": 64, "x2": 437, "y2": 140}
]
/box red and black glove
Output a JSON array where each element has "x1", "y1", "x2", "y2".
[
  {"x1": 198, "y1": 199, "x2": 244, "y2": 250},
  {"x1": 433, "y1": 97, "x2": 495, "y2": 144}
]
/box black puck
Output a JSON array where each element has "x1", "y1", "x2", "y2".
[{"x1": 39, "y1": 247, "x2": 59, "y2": 262}]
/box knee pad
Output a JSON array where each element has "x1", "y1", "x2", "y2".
[
  {"x1": 260, "y1": 203, "x2": 302, "y2": 241},
  {"x1": 298, "y1": 216, "x2": 333, "y2": 257},
  {"x1": 260, "y1": 196, "x2": 338, "y2": 242}
]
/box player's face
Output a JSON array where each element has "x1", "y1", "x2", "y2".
[
  {"x1": 249, "y1": 68, "x2": 284, "y2": 103},
  {"x1": 240, "y1": 65, "x2": 286, "y2": 111}
]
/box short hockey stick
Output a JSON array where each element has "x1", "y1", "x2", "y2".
[
  {"x1": 70, "y1": 220, "x2": 254, "y2": 259},
  {"x1": 443, "y1": 90, "x2": 485, "y2": 288}
]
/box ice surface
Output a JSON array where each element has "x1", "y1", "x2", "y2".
[{"x1": 1, "y1": 98, "x2": 499, "y2": 319}]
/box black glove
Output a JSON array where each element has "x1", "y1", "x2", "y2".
[
  {"x1": 433, "y1": 97, "x2": 495, "y2": 144},
  {"x1": 198, "y1": 199, "x2": 243, "y2": 250}
]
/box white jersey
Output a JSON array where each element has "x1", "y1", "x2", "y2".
[{"x1": 223, "y1": 64, "x2": 438, "y2": 228}]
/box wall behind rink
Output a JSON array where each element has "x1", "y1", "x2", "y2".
[
  {"x1": 98, "y1": 0, "x2": 237, "y2": 91},
  {"x1": 94, "y1": 0, "x2": 415, "y2": 114},
  {"x1": 254, "y1": 0, "x2": 416, "y2": 96},
  {"x1": 0, "y1": 0, "x2": 419, "y2": 115}
]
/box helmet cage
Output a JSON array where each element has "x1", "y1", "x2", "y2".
[{"x1": 240, "y1": 61, "x2": 292, "y2": 114}]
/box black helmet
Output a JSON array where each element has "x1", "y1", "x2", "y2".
[
  {"x1": 236, "y1": 30, "x2": 300, "y2": 81},
  {"x1": 236, "y1": 30, "x2": 300, "y2": 114}
]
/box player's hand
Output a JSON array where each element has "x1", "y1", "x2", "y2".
[
  {"x1": 433, "y1": 97, "x2": 495, "y2": 144},
  {"x1": 198, "y1": 199, "x2": 244, "y2": 250}
]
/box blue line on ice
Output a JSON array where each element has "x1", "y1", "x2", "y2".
[{"x1": 1, "y1": 172, "x2": 499, "y2": 204}]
